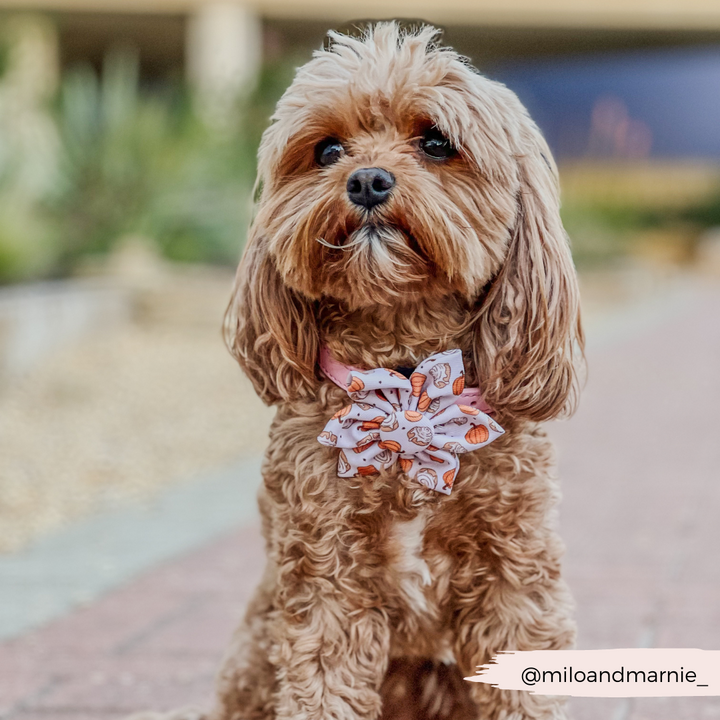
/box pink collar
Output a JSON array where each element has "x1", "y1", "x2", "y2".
[{"x1": 319, "y1": 346, "x2": 494, "y2": 415}]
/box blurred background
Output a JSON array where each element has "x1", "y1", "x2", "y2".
[
  {"x1": 4, "y1": 0, "x2": 720, "y2": 550},
  {"x1": 0, "y1": 3, "x2": 719, "y2": 720}
]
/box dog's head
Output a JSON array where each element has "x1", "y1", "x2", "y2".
[{"x1": 226, "y1": 22, "x2": 583, "y2": 420}]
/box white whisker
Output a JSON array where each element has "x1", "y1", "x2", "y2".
[{"x1": 315, "y1": 236, "x2": 365, "y2": 250}]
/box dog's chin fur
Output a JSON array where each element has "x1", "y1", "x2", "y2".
[
  {"x1": 330, "y1": 222, "x2": 431, "y2": 306},
  {"x1": 129, "y1": 22, "x2": 586, "y2": 720}
]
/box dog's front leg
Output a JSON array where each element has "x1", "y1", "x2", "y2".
[
  {"x1": 268, "y1": 526, "x2": 391, "y2": 720},
  {"x1": 451, "y1": 527, "x2": 575, "y2": 720},
  {"x1": 444, "y1": 453, "x2": 576, "y2": 720}
]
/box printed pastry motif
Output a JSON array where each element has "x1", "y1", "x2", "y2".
[
  {"x1": 317, "y1": 349, "x2": 504, "y2": 495},
  {"x1": 380, "y1": 415, "x2": 399, "y2": 432},
  {"x1": 319, "y1": 430, "x2": 338, "y2": 446},
  {"x1": 407, "y1": 425, "x2": 433, "y2": 447},
  {"x1": 410, "y1": 373, "x2": 426, "y2": 396},
  {"x1": 338, "y1": 450, "x2": 351, "y2": 475},
  {"x1": 416, "y1": 467, "x2": 438, "y2": 489},
  {"x1": 429, "y1": 363, "x2": 452, "y2": 388}
]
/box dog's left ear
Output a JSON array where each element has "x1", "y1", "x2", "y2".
[
  {"x1": 470, "y1": 125, "x2": 584, "y2": 422},
  {"x1": 224, "y1": 228, "x2": 320, "y2": 406}
]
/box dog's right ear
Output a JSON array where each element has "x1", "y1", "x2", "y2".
[{"x1": 224, "y1": 229, "x2": 320, "y2": 406}]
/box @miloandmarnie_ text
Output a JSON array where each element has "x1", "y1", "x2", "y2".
[{"x1": 465, "y1": 648, "x2": 720, "y2": 697}]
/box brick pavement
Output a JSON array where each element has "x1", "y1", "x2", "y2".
[
  {"x1": 2, "y1": 281, "x2": 719, "y2": 720},
  {"x1": 555, "y1": 281, "x2": 720, "y2": 720},
  {"x1": 0, "y1": 526, "x2": 265, "y2": 719}
]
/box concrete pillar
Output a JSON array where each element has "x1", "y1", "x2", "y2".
[
  {"x1": 0, "y1": 14, "x2": 60, "y2": 201},
  {"x1": 186, "y1": 1, "x2": 262, "y2": 126}
]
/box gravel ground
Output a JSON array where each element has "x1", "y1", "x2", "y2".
[{"x1": 0, "y1": 269, "x2": 275, "y2": 553}]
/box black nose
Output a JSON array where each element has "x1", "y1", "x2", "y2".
[{"x1": 346, "y1": 167, "x2": 395, "y2": 209}]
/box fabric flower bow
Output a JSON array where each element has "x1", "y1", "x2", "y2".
[{"x1": 317, "y1": 349, "x2": 504, "y2": 494}]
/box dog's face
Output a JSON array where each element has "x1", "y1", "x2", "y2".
[
  {"x1": 254, "y1": 24, "x2": 524, "y2": 307},
  {"x1": 227, "y1": 23, "x2": 583, "y2": 420}
]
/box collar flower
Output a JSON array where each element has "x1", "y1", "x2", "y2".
[{"x1": 318, "y1": 349, "x2": 504, "y2": 494}]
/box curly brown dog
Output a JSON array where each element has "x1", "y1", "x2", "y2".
[{"x1": 130, "y1": 21, "x2": 584, "y2": 720}]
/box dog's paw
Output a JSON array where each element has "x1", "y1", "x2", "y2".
[{"x1": 381, "y1": 658, "x2": 476, "y2": 720}]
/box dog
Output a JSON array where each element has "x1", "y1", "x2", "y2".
[{"x1": 131, "y1": 21, "x2": 583, "y2": 720}]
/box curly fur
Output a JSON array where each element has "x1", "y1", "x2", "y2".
[{"x1": 130, "y1": 21, "x2": 584, "y2": 720}]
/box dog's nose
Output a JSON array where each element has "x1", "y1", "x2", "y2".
[{"x1": 346, "y1": 168, "x2": 395, "y2": 209}]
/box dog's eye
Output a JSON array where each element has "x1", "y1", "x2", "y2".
[
  {"x1": 420, "y1": 128, "x2": 457, "y2": 160},
  {"x1": 315, "y1": 138, "x2": 346, "y2": 167}
]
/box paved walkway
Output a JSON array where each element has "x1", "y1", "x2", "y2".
[
  {"x1": 1, "y1": 278, "x2": 719, "y2": 720},
  {"x1": 0, "y1": 459, "x2": 262, "y2": 642}
]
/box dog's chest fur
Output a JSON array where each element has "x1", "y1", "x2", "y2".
[
  {"x1": 383, "y1": 504, "x2": 458, "y2": 662},
  {"x1": 387, "y1": 510, "x2": 433, "y2": 615}
]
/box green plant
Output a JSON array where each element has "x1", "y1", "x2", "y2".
[
  {"x1": 0, "y1": 43, "x2": 302, "y2": 282},
  {"x1": 48, "y1": 50, "x2": 249, "y2": 271},
  {"x1": 561, "y1": 202, "x2": 651, "y2": 268}
]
